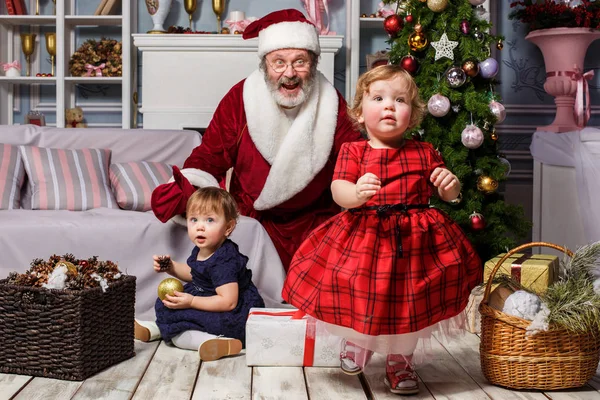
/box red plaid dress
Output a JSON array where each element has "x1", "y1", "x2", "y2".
[{"x1": 282, "y1": 140, "x2": 482, "y2": 336}]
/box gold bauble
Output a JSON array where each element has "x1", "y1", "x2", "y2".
[
  {"x1": 361, "y1": 13, "x2": 367, "y2": 18},
  {"x1": 408, "y1": 32, "x2": 428, "y2": 52},
  {"x1": 461, "y1": 60, "x2": 479, "y2": 77},
  {"x1": 427, "y1": 0, "x2": 448, "y2": 12},
  {"x1": 491, "y1": 130, "x2": 498, "y2": 141},
  {"x1": 56, "y1": 261, "x2": 78, "y2": 276},
  {"x1": 158, "y1": 278, "x2": 184, "y2": 300},
  {"x1": 477, "y1": 175, "x2": 498, "y2": 194},
  {"x1": 220, "y1": 27, "x2": 230, "y2": 34},
  {"x1": 496, "y1": 40, "x2": 504, "y2": 50}
]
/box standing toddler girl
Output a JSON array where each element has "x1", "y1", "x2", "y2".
[
  {"x1": 283, "y1": 65, "x2": 481, "y2": 394},
  {"x1": 137, "y1": 186, "x2": 265, "y2": 361}
]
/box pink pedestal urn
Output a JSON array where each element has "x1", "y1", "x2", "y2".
[{"x1": 526, "y1": 27, "x2": 600, "y2": 133}]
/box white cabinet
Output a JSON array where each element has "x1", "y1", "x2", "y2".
[
  {"x1": 345, "y1": 0, "x2": 388, "y2": 100},
  {"x1": 0, "y1": 0, "x2": 133, "y2": 128}
]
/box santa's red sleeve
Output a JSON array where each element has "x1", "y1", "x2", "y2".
[{"x1": 151, "y1": 80, "x2": 246, "y2": 225}]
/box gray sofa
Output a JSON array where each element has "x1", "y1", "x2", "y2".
[{"x1": 0, "y1": 125, "x2": 286, "y2": 320}]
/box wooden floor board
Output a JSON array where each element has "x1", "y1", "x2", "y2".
[
  {"x1": 2, "y1": 333, "x2": 600, "y2": 399},
  {"x1": 433, "y1": 332, "x2": 547, "y2": 400},
  {"x1": 0, "y1": 374, "x2": 31, "y2": 400},
  {"x1": 304, "y1": 367, "x2": 367, "y2": 400},
  {"x1": 193, "y1": 352, "x2": 251, "y2": 400},
  {"x1": 70, "y1": 340, "x2": 159, "y2": 400},
  {"x1": 252, "y1": 366, "x2": 308, "y2": 400},
  {"x1": 132, "y1": 341, "x2": 200, "y2": 400}
]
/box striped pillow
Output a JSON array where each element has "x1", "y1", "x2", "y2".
[
  {"x1": 19, "y1": 145, "x2": 117, "y2": 211},
  {"x1": 109, "y1": 161, "x2": 172, "y2": 211},
  {"x1": 0, "y1": 144, "x2": 26, "y2": 209}
]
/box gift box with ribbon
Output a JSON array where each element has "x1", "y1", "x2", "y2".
[
  {"x1": 245, "y1": 308, "x2": 343, "y2": 367},
  {"x1": 483, "y1": 252, "x2": 559, "y2": 293}
]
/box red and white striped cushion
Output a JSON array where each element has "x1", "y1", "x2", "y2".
[
  {"x1": 0, "y1": 143, "x2": 26, "y2": 210},
  {"x1": 109, "y1": 161, "x2": 172, "y2": 211},
  {"x1": 19, "y1": 145, "x2": 117, "y2": 211}
]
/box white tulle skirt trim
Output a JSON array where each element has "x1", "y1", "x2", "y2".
[{"x1": 325, "y1": 310, "x2": 467, "y2": 367}]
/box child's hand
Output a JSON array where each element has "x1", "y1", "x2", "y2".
[
  {"x1": 162, "y1": 291, "x2": 194, "y2": 309},
  {"x1": 430, "y1": 168, "x2": 459, "y2": 192},
  {"x1": 356, "y1": 173, "x2": 381, "y2": 200},
  {"x1": 153, "y1": 255, "x2": 172, "y2": 272}
]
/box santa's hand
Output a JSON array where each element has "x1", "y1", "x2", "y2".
[
  {"x1": 356, "y1": 172, "x2": 381, "y2": 200},
  {"x1": 162, "y1": 291, "x2": 193, "y2": 309}
]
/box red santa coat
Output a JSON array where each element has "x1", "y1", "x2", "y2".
[{"x1": 181, "y1": 70, "x2": 361, "y2": 270}]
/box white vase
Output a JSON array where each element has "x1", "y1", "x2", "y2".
[{"x1": 145, "y1": 0, "x2": 173, "y2": 34}]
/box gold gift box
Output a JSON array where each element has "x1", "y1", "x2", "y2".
[{"x1": 484, "y1": 253, "x2": 559, "y2": 293}]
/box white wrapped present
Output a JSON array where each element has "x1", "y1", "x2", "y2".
[{"x1": 245, "y1": 308, "x2": 343, "y2": 367}]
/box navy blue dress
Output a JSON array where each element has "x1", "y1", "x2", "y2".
[{"x1": 155, "y1": 239, "x2": 265, "y2": 345}]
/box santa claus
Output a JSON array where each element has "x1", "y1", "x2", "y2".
[{"x1": 151, "y1": 9, "x2": 362, "y2": 270}]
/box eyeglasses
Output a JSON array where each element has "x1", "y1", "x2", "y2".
[{"x1": 267, "y1": 59, "x2": 311, "y2": 74}]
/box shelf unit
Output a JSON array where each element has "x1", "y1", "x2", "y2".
[
  {"x1": 0, "y1": 0, "x2": 132, "y2": 128},
  {"x1": 345, "y1": 0, "x2": 389, "y2": 100}
]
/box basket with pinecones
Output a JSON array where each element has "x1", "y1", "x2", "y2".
[{"x1": 0, "y1": 254, "x2": 136, "y2": 381}]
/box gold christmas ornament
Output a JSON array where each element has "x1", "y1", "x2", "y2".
[
  {"x1": 361, "y1": 13, "x2": 367, "y2": 18},
  {"x1": 414, "y1": 23, "x2": 423, "y2": 32},
  {"x1": 408, "y1": 29, "x2": 428, "y2": 52},
  {"x1": 56, "y1": 261, "x2": 78, "y2": 276},
  {"x1": 477, "y1": 175, "x2": 498, "y2": 194},
  {"x1": 497, "y1": 40, "x2": 504, "y2": 50},
  {"x1": 220, "y1": 27, "x2": 230, "y2": 34},
  {"x1": 462, "y1": 59, "x2": 479, "y2": 77},
  {"x1": 491, "y1": 130, "x2": 498, "y2": 141},
  {"x1": 427, "y1": 0, "x2": 448, "y2": 12},
  {"x1": 158, "y1": 278, "x2": 184, "y2": 300}
]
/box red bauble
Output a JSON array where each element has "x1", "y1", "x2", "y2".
[
  {"x1": 400, "y1": 55, "x2": 418, "y2": 75},
  {"x1": 383, "y1": 14, "x2": 403, "y2": 36},
  {"x1": 405, "y1": 14, "x2": 414, "y2": 23},
  {"x1": 469, "y1": 211, "x2": 486, "y2": 231},
  {"x1": 460, "y1": 19, "x2": 470, "y2": 35}
]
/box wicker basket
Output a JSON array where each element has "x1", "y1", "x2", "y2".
[
  {"x1": 0, "y1": 275, "x2": 136, "y2": 381},
  {"x1": 479, "y1": 242, "x2": 600, "y2": 390}
]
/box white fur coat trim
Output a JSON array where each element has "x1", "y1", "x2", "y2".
[
  {"x1": 243, "y1": 70, "x2": 338, "y2": 210},
  {"x1": 167, "y1": 168, "x2": 219, "y2": 226}
]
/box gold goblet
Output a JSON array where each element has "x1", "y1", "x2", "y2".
[
  {"x1": 184, "y1": 0, "x2": 197, "y2": 31},
  {"x1": 45, "y1": 32, "x2": 56, "y2": 76},
  {"x1": 20, "y1": 33, "x2": 37, "y2": 77},
  {"x1": 212, "y1": 0, "x2": 225, "y2": 33}
]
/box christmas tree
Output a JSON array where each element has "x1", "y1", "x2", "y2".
[{"x1": 381, "y1": 0, "x2": 531, "y2": 261}]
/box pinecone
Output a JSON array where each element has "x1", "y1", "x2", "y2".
[
  {"x1": 158, "y1": 256, "x2": 171, "y2": 271},
  {"x1": 66, "y1": 274, "x2": 85, "y2": 290}
]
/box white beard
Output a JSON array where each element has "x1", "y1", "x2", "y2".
[{"x1": 266, "y1": 73, "x2": 316, "y2": 108}]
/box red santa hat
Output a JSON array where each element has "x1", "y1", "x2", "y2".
[{"x1": 243, "y1": 9, "x2": 320, "y2": 58}]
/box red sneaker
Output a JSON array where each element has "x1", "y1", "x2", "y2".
[
  {"x1": 383, "y1": 353, "x2": 419, "y2": 395},
  {"x1": 339, "y1": 339, "x2": 373, "y2": 375}
]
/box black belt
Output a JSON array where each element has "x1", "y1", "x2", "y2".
[{"x1": 349, "y1": 203, "x2": 431, "y2": 257}]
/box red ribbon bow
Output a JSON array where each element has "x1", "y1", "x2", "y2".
[
  {"x1": 571, "y1": 65, "x2": 594, "y2": 128},
  {"x1": 84, "y1": 63, "x2": 106, "y2": 77},
  {"x1": 2, "y1": 60, "x2": 21, "y2": 72},
  {"x1": 225, "y1": 18, "x2": 251, "y2": 33},
  {"x1": 546, "y1": 64, "x2": 594, "y2": 128}
]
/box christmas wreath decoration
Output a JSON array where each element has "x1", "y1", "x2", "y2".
[{"x1": 69, "y1": 38, "x2": 122, "y2": 77}]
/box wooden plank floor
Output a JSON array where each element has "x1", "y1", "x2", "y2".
[{"x1": 2, "y1": 332, "x2": 600, "y2": 400}]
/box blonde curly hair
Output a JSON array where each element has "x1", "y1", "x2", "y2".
[{"x1": 348, "y1": 65, "x2": 426, "y2": 133}]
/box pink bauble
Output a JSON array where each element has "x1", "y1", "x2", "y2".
[
  {"x1": 427, "y1": 93, "x2": 450, "y2": 117},
  {"x1": 489, "y1": 101, "x2": 506, "y2": 124},
  {"x1": 461, "y1": 124, "x2": 484, "y2": 149}
]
